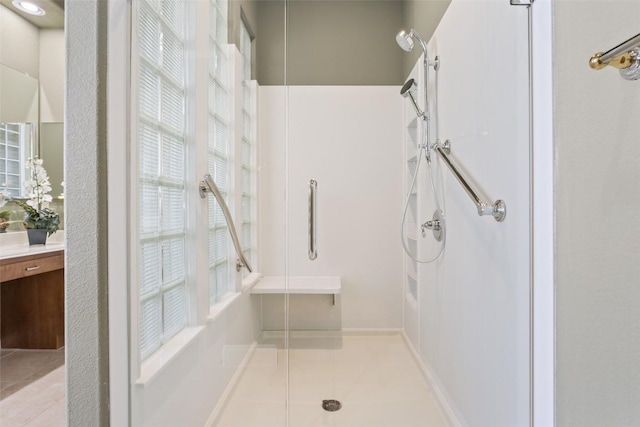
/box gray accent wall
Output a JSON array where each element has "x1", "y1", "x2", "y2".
[
  {"x1": 255, "y1": 0, "x2": 285, "y2": 85},
  {"x1": 402, "y1": 0, "x2": 450, "y2": 77},
  {"x1": 255, "y1": 0, "x2": 406, "y2": 85},
  {"x1": 228, "y1": 0, "x2": 258, "y2": 78},
  {"x1": 253, "y1": 0, "x2": 451, "y2": 85},
  {"x1": 554, "y1": 1, "x2": 640, "y2": 425}
]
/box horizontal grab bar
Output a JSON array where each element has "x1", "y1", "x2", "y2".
[
  {"x1": 199, "y1": 174, "x2": 253, "y2": 273},
  {"x1": 435, "y1": 140, "x2": 506, "y2": 222}
]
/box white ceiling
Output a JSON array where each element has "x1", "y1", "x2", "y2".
[{"x1": 0, "y1": 0, "x2": 64, "y2": 29}]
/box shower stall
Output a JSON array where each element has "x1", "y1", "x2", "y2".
[{"x1": 108, "y1": 0, "x2": 535, "y2": 425}]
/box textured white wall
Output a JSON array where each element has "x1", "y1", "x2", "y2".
[
  {"x1": 258, "y1": 86, "x2": 404, "y2": 330},
  {"x1": 66, "y1": 0, "x2": 110, "y2": 425},
  {"x1": 405, "y1": 1, "x2": 531, "y2": 426},
  {"x1": 554, "y1": 1, "x2": 640, "y2": 425}
]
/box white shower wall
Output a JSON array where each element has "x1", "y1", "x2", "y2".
[
  {"x1": 404, "y1": 1, "x2": 531, "y2": 426},
  {"x1": 258, "y1": 86, "x2": 405, "y2": 330},
  {"x1": 131, "y1": 294, "x2": 262, "y2": 427}
]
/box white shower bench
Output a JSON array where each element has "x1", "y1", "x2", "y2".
[{"x1": 251, "y1": 276, "x2": 341, "y2": 304}]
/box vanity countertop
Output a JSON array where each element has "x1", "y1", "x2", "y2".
[
  {"x1": 0, "y1": 231, "x2": 65, "y2": 261},
  {"x1": 0, "y1": 243, "x2": 65, "y2": 261}
]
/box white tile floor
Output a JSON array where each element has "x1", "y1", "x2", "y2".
[
  {"x1": 0, "y1": 349, "x2": 65, "y2": 427},
  {"x1": 213, "y1": 332, "x2": 449, "y2": 427}
]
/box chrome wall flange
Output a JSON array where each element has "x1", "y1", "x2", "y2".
[
  {"x1": 492, "y1": 200, "x2": 507, "y2": 222},
  {"x1": 620, "y1": 48, "x2": 640, "y2": 81},
  {"x1": 199, "y1": 181, "x2": 208, "y2": 198},
  {"x1": 437, "y1": 139, "x2": 451, "y2": 155},
  {"x1": 431, "y1": 56, "x2": 440, "y2": 71},
  {"x1": 421, "y1": 209, "x2": 445, "y2": 242}
]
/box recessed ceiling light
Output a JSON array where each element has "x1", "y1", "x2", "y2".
[{"x1": 12, "y1": 1, "x2": 46, "y2": 16}]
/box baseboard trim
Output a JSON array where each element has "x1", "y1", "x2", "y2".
[
  {"x1": 401, "y1": 331, "x2": 468, "y2": 427},
  {"x1": 203, "y1": 339, "x2": 259, "y2": 427},
  {"x1": 260, "y1": 328, "x2": 403, "y2": 339}
]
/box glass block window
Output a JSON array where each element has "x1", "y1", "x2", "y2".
[
  {"x1": 208, "y1": 0, "x2": 232, "y2": 305},
  {"x1": 136, "y1": 0, "x2": 188, "y2": 361},
  {"x1": 0, "y1": 123, "x2": 26, "y2": 198},
  {"x1": 239, "y1": 20, "x2": 256, "y2": 278}
]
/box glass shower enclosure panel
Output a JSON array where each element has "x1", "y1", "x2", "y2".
[
  {"x1": 128, "y1": 0, "x2": 289, "y2": 425},
  {"x1": 284, "y1": 1, "x2": 532, "y2": 427},
  {"x1": 126, "y1": 0, "x2": 533, "y2": 425}
]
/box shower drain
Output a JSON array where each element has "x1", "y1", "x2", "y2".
[{"x1": 322, "y1": 400, "x2": 342, "y2": 412}]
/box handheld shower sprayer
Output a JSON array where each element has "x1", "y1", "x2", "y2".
[
  {"x1": 397, "y1": 29, "x2": 446, "y2": 263},
  {"x1": 400, "y1": 79, "x2": 426, "y2": 121}
]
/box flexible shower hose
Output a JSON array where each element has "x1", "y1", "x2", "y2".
[{"x1": 400, "y1": 121, "x2": 446, "y2": 263}]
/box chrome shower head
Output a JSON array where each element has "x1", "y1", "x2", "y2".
[
  {"x1": 400, "y1": 78, "x2": 425, "y2": 120},
  {"x1": 400, "y1": 78, "x2": 418, "y2": 98},
  {"x1": 396, "y1": 30, "x2": 414, "y2": 52},
  {"x1": 396, "y1": 28, "x2": 430, "y2": 59}
]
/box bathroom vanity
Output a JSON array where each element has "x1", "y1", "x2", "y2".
[{"x1": 0, "y1": 241, "x2": 65, "y2": 349}]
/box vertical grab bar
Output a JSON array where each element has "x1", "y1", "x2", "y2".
[{"x1": 308, "y1": 179, "x2": 318, "y2": 260}]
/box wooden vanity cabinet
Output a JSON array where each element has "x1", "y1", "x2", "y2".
[{"x1": 0, "y1": 250, "x2": 65, "y2": 349}]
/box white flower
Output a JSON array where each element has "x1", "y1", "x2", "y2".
[
  {"x1": 24, "y1": 157, "x2": 54, "y2": 211},
  {"x1": 0, "y1": 187, "x2": 10, "y2": 208}
]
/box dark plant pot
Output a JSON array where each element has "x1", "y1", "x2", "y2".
[{"x1": 27, "y1": 228, "x2": 48, "y2": 245}]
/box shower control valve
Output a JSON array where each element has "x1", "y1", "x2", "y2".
[
  {"x1": 421, "y1": 210, "x2": 445, "y2": 242},
  {"x1": 421, "y1": 219, "x2": 441, "y2": 236}
]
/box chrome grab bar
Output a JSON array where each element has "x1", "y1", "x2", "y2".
[
  {"x1": 308, "y1": 179, "x2": 318, "y2": 260},
  {"x1": 435, "y1": 140, "x2": 506, "y2": 222},
  {"x1": 199, "y1": 174, "x2": 252, "y2": 273}
]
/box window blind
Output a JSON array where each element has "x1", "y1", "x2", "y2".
[
  {"x1": 0, "y1": 123, "x2": 24, "y2": 198},
  {"x1": 208, "y1": 0, "x2": 232, "y2": 305},
  {"x1": 137, "y1": 0, "x2": 188, "y2": 361}
]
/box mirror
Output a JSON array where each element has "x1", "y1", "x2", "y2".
[
  {"x1": 0, "y1": 3, "x2": 65, "y2": 231},
  {"x1": 0, "y1": 64, "x2": 39, "y2": 199},
  {"x1": 39, "y1": 122, "x2": 63, "y2": 198}
]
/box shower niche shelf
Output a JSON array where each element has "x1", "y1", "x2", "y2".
[
  {"x1": 405, "y1": 222, "x2": 418, "y2": 241},
  {"x1": 251, "y1": 276, "x2": 341, "y2": 295},
  {"x1": 402, "y1": 64, "x2": 421, "y2": 311}
]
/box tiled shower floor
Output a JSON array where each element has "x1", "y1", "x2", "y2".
[{"x1": 212, "y1": 332, "x2": 449, "y2": 427}]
